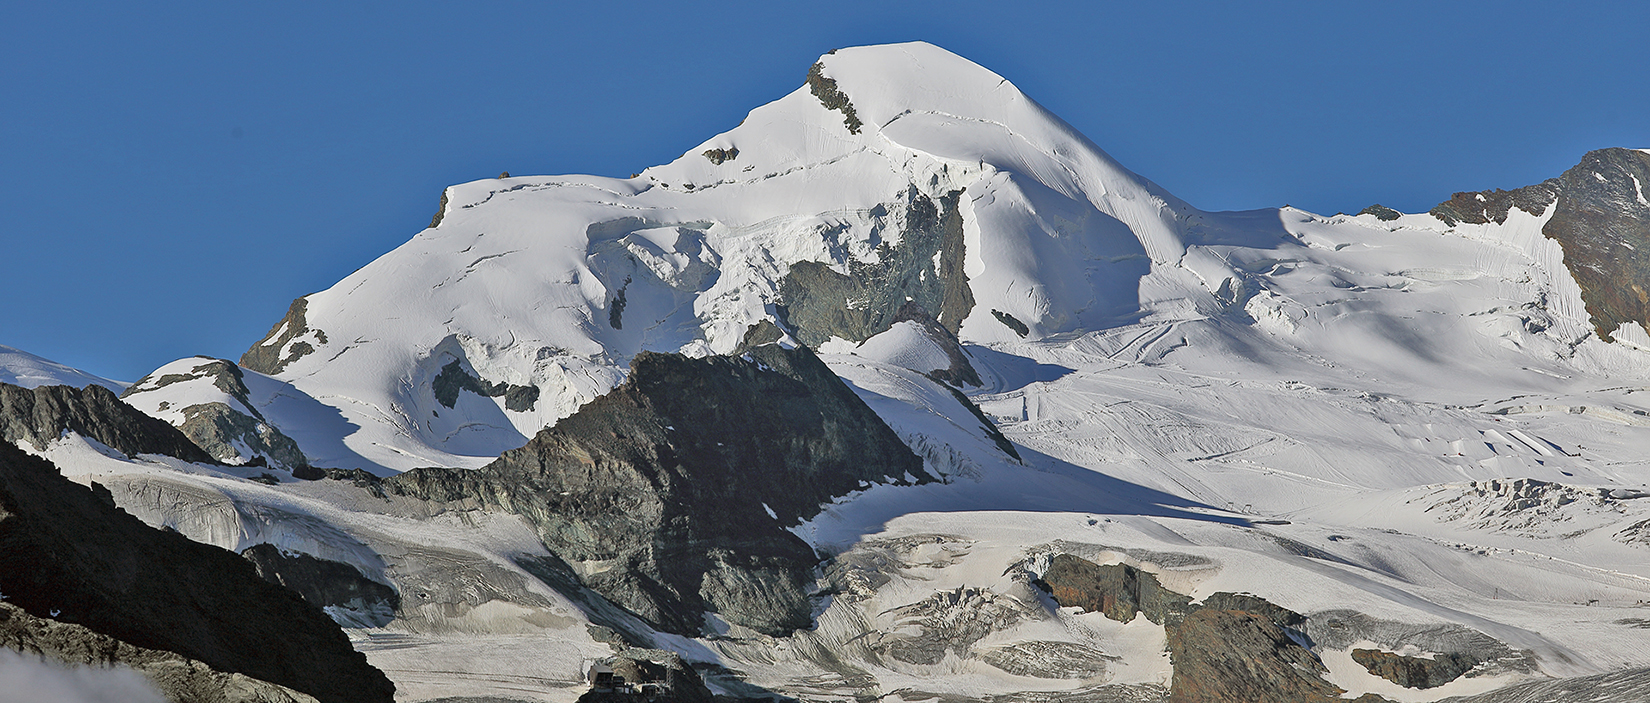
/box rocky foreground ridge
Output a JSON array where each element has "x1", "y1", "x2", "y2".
[{"x1": 0, "y1": 438, "x2": 394, "y2": 703}]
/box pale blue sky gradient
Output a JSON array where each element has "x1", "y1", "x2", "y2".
[{"x1": 4, "y1": 1, "x2": 1646, "y2": 380}]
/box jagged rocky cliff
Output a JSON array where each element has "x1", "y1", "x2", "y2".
[
  {"x1": 0, "y1": 382, "x2": 213, "y2": 463},
  {"x1": 0, "y1": 439, "x2": 394, "y2": 703},
  {"x1": 384, "y1": 341, "x2": 928, "y2": 636}
]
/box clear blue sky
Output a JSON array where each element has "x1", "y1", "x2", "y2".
[{"x1": 4, "y1": 1, "x2": 1647, "y2": 381}]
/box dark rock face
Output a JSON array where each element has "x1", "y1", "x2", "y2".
[
  {"x1": 241, "y1": 544, "x2": 400, "y2": 628},
  {"x1": 701, "y1": 147, "x2": 739, "y2": 165},
  {"x1": 1429, "y1": 148, "x2": 1650, "y2": 341},
  {"x1": 0, "y1": 381, "x2": 213, "y2": 463},
  {"x1": 385, "y1": 344, "x2": 928, "y2": 636},
  {"x1": 991, "y1": 309, "x2": 1030, "y2": 338},
  {"x1": 122, "y1": 358, "x2": 309, "y2": 469},
  {"x1": 1038, "y1": 554, "x2": 1192, "y2": 625},
  {"x1": 430, "y1": 188, "x2": 449, "y2": 228},
  {"x1": 1539, "y1": 149, "x2": 1650, "y2": 340},
  {"x1": 805, "y1": 61, "x2": 862, "y2": 134},
  {"x1": 1359, "y1": 204, "x2": 1403, "y2": 221},
  {"x1": 1038, "y1": 554, "x2": 1403, "y2": 703},
  {"x1": 431, "y1": 359, "x2": 540, "y2": 412},
  {"x1": 780, "y1": 189, "x2": 974, "y2": 348},
  {"x1": 0, "y1": 440, "x2": 395, "y2": 703},
  {"x1": 1429, "y1": 181, "x2": 1559, "y2": 227},
  {"x1": 1166, "y1": 609, "x2": 1346, "y2": 703},
  {"x1": 1352, "y1": 648, "x2": 1475, "y2": 689},
  {"x1": 0, "y1": 603, "x2": 317, "y2": 703},
  {"x1": 177, "y1": 402, "x2": 310, "y2": 469},
  {"x1": 241, "y1": 298, "x2": 326, "y2": 375}
]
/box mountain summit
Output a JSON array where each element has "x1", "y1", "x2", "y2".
[{"x1": 225, "y1": 42, "x2": 1223, "y2": 472}]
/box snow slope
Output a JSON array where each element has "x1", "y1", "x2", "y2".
[{"x1": 0, "y1": 344, "x2": 126, "y2": 392}]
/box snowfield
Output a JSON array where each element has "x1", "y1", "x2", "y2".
[{"x1": 9, "y1": 42, "x2": 1650, "y2": 702}]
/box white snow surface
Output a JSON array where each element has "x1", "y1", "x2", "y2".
[{"x1": 0, "y1": 344, "x2": 127, "y2": 392}]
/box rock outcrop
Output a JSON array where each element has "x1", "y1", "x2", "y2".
[
  {"x1": 121, "y1": 358, "x2": 309, "y2": 470},
  {"x1": 1038, "y1": 554, "x2": 1399, "y2": 703},
  {"x1": 1352, "y1": 648, "x2": 1475, "y2": 690},
  {"x1": 240, "y1": 298, "x2": 325, "y2": 375},
  {"x1": 779, "y1": 188, "x2": 974, "y2": 347},
  {"x1": 1430, "y1": 147, "x2": 1650, "y2": 341},
  {"x1": 240, "y1": 544, "x2": 400, "y2": 628},
  {"x1": 431, "y1": 359, "x2": 539, "y2": 412},
  {"x1": 1037, "y1": 554, "x2": 1192, "y2": 625},
  {"x1": 0, "y1": 440, "x2": 394, "y2": 703},
  {"x1": 385, "y1": 343, "x2": 928, "y2": 636},
  {"x1": 1166, "y1": 609, "x2": 1350, "y2": 703},
  {"x1": 0, "y1": 603, "x2": 318, "y2": 703},
  {"x1": 0, "y1": 381, "x2": 213, "y2": 463}
]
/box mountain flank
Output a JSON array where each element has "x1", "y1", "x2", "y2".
[{"x1": 384, "y1": 340, "x2": 929, "y2": 636}]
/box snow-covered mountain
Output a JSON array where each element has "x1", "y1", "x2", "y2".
[
  {"x1": 198, "y1": 41, "x2": 1213, "y2": 474},
  {"x1": 0, "y1": 344, "x2": 126, "y2": 393},
  {"x1": 11, "y1": 41, "x2": 1650, "y2": 703}
]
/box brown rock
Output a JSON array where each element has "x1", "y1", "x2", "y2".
[{"x1": 1166, "y1": 609, "x2": 1344, "y2": 703}]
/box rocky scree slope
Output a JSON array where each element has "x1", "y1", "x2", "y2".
[
  {"x1": 383, "y1": 341, "x2": 929, "y2": 636},
  {"x1": 0, "y1": 439, "x2": 395, "y2": 703}
]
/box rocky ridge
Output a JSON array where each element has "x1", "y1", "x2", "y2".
[
  {"x1": 0, "y1": 602, "x2": 318, "y2": 703},
  {"x1": 0, "y1": 439, "x2": 394, "y2": 703},
  {"x1": 0, "y1": 381, "x2": 213, "y2": 463},
  {"x1": 121, "y1": 358, "x2": 310, "y2": 470},
  {"x1": 1429, "y1": 147, "x2": 1650, "y2": 341},
  {"x1": 382, "y1": 340, "x2": 929, "y2": 636}
]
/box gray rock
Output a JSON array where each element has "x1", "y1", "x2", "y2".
[
  {"x1": 1359, "y1": 204, "x2": 1403, "y2": 221},
  {"x1": 805, "y1": 60, "x2": 862, "y2": 134},
  {"x1": 1351, "y1": 648, "x2": 1475, "y2": 689},
  {"x1": 0, "y1": 381, "x2": 213, "y2": 463},
  {"x1": 385, "y1": 344, "x2": 928, "y2": 637},
  {"x1": 178, "y1": 402, "x2": 309, "y2": 469},
  {"x1": 780, "y1": 188, "x2": 973, "y2": 348},
  {"x1": 122, "y1": 358, "x2": 309, "y2": 469},
  {"x1": 1166, "y1": 609, "x2": 1347, "y2": 703},
  {"x1": 240, "y1": 544, "x2": 400, "y2": 628},
  {"x1": 241, "y1": 298, "x2": 326, "y2": 375},
  {"x1": 0, "y1": 603, "x2": 319, "y2": 703},
  {"x1": 0, "y1": 440, "x2": 395, "y2": 703},
  {"x1": 431, "y1": 359, "x2": 539, "y2": 412},
  {"x1": 978, "y1": 641, "x2": 1115, "y2": 679}
]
